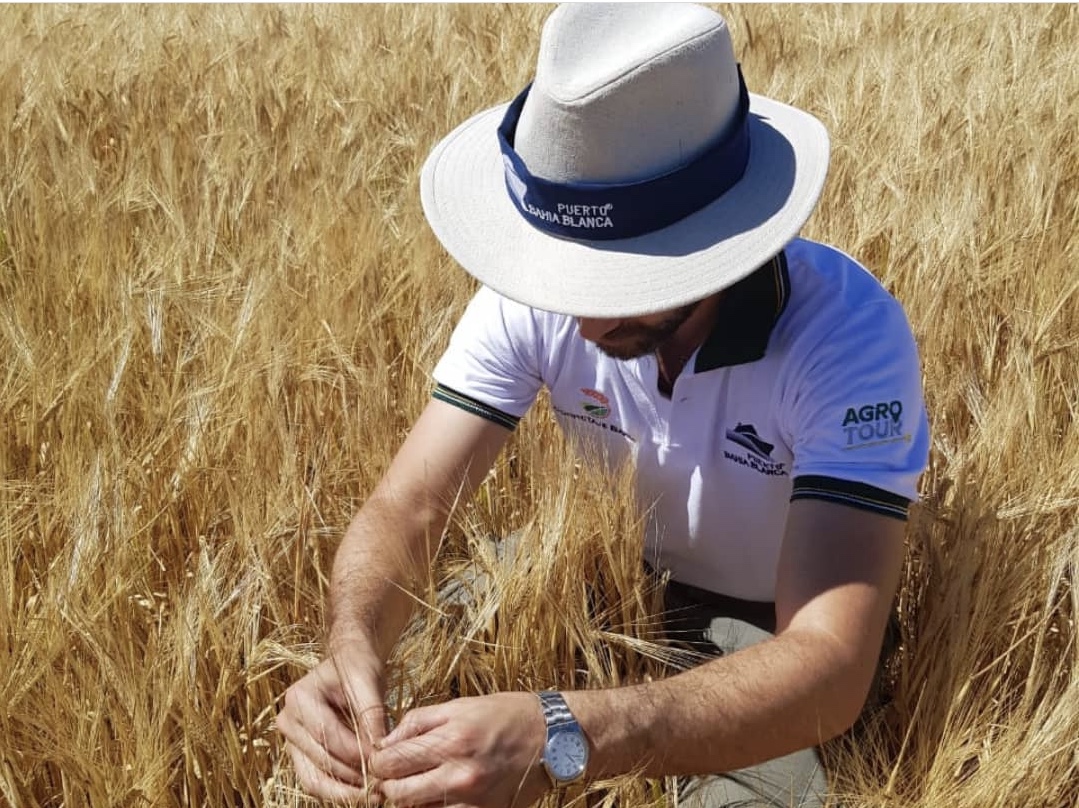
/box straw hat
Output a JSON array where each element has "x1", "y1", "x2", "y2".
[{"x1": 420, "y1": 3, "x2": 830, "y2": 318}]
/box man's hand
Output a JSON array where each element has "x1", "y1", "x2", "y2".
[
  {"x1": 277, "y1": 402, "x2": 514, "y2": 802},
  {"x1": 277, "y1": 641, "x2": 388, "y2": 804},
  {"x1": 370, "y1": 692, "x2": 551, "y2": 808}
]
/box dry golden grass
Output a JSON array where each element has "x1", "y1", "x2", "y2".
[{"x1": 0, "y1": 4, "x2": 1075, "y2": 807}]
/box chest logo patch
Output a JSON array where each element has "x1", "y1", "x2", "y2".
[
  {"x1": 724, "y1": 423, "x2": 788, "y2": 477},
  {"x1": 580, "y1": 387, "x2": 610, "y2": 420},
  {"x1": 553, "y1": 387, "x2": 633, "y2": 441}
]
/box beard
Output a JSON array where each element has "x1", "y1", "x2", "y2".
[{"x1": 591, "y1": 302, "x2": 700, "y2": 360}]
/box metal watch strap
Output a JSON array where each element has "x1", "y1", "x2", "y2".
[{"x1": 538, "y1": 690, "x2": 576, "y2": 728}]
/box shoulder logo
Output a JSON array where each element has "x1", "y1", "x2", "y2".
[
  {"x1": 841, "y1": 400, "x2": 912, "y2": 450},
  {"x1": 723, "y1": 423, "x2": 787, "y2": 477}
]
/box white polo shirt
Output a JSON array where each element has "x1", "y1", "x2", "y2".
[{"x1": 432, "y1": 238, "x2": 930, "y2": 602}]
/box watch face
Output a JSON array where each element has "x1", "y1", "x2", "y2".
[{"x1": 546, "y1": 729, "x2": 588, "y2": 781}]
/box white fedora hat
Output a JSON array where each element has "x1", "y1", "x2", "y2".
[{"x1": 420, "y1": 3, "x2": 830, "y2": 318}]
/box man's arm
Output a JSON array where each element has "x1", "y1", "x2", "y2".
[
  {"x1": 277, "y1": 398, "x2": 512, "y2": 802},
  {"x1": 569, "y1": 498, "x2": 906, "y2": 775},
  {"x1": 369, "y1": 499, "x2": 906, "y2": 808},
  {"x1": 327, "y1": 397, "x2": 514, "y2": 657}
]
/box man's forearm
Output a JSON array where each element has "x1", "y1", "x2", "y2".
[
  {"x1": 565, "y1": 627, "x2": 870, "y2": 777},
  {"x1": 327, "y1": 494, "x2": 447, "y2": 660},
  {"x1": 324, "y1": 402, "x2": 513, "y2": 663}
]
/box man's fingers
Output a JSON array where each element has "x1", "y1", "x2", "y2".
[
  {"x1": 380, "y1": 705, "x2": 445, "y2": 746},
  {"x1": 370, "y1": 732, "x2": 449, "y2": 782},
  {"x1": 377, "y1": 764, "x2": 460, "y2": 808},
  {"x1": 352, "y1": 701, "x2": 389, "y2": 752},
  {"x1": 277, "y1": 712, "x2": 369, "y2": 788},
  {"x1": 328, "y1": 660, "x2": 389, "y2": 751},
  {"x1": 285, "y1": 741, "x2": 375, "y2": 805},
  {"x1": 281, "y1": 684, "x2": 368, "y2": 772}
]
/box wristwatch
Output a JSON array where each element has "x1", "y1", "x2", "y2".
[{"x1": 536, "y1": 690, "x2": 590, "y2": 786}]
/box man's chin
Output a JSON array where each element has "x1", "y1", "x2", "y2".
[{"x1": 595, "y1": 341, "x2": 650, "y2": 361}]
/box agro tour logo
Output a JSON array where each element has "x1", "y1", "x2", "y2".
[{"x1": 842, "y1": 400, "x2": 911, "y2": 448}]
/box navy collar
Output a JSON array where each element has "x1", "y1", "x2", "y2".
[{"x1": 695, "y1": 251, "x2": 791, "y2": 372}]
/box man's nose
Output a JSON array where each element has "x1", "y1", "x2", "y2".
[{"x1": 577, "y1": 317, "x2": 623, "y2": 342}]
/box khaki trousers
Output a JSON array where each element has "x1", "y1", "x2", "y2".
[{"x1": 660, "y1": 579, "x2": 827, "y2": 808}]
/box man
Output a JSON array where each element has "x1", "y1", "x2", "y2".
[{"x1": 277, "y1": 4, "x2": 930, "y2": 807}]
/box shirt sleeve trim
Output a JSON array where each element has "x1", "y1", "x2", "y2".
[
  {"x1": 432, "y1": 384, "x2": 520, "y2": 431},
  {"x1": 791, "y1": 475, "x2": 910, "y2": 521}
]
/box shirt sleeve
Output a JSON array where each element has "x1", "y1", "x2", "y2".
[
  {"x1": 783, "y1": 297, "x2": 931, "y2": 520},
  {"x1": 431, "y1": 286, "x2": 545, "y2": 428}
]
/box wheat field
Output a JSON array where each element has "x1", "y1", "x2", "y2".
[{"x1": 0, "y1": 4, "x2": 1076, "y2": 807}]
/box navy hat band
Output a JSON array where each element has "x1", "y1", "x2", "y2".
[{"x1": 497, "y1": 66, "x2": 751, "y2": 242}]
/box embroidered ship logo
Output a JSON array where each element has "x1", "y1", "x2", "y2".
[
  {"x1": 723, "y1": 423, "x2": 787, "y2": 477},
  {"x1": 725, "y1": 423, "x2": 774, "y2": 458}
]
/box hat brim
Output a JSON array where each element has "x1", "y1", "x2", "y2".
[{"x1": 420, "y1": 94, "x2": 829, "y2": 318}]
